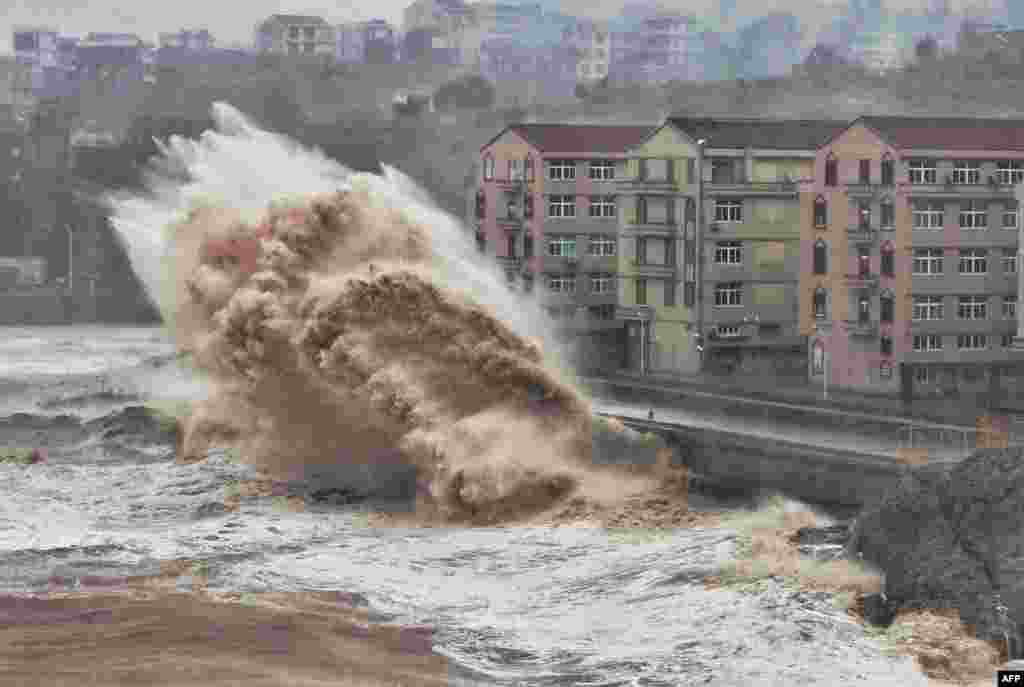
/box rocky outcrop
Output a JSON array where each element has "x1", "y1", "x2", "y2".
[{"x1": 849, "y1": 447, "x2": 1024, "y2": 654}]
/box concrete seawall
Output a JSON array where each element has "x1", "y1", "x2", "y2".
[{"x1": 609, "y1": 415, "x2": 906, "y2": 514}]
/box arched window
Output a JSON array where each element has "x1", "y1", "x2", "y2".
[
  {"x1": 880, "y1": 242, "x2": 895, "y2": 276},
  {"x1": 880, "y1": 288, "x2": 895, "y2": 323},
  {"x1": 483, "y1": 154, "x2": 495, "y2": 181},
  {"x1": 813, "y1": 195, "x2": 827, "y2": 228},
  {"x1": 813, "y1": 239, "x2": 828, "y2": 275},
  {"x1": 813, "y1": 287, "x2": 827, "y2": 319},
  {"x1": 881, "y1": 152, "x2": 894, "y2": 187},
  {"x1": 825, "y1": 153, "x2": 838, "y2": 187}
]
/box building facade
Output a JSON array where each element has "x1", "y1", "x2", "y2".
[
  {"x1": 475, "y1": 124, "x2": 653, "y2": 372},
  {"x1": 801, "y1": 116, "x2": 1024, "y2": 397},
  {"x1": 255, "y1": 15, "x2": 336, "y2": 56}
]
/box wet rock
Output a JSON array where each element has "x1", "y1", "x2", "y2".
[
  {"x1": 850, "y1": 448, "x2": 1024, "y2": 647},
  {"x1": 862, "y1": 593, "x2": 896, "y2": 628}
]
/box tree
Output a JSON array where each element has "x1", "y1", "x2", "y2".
[
  {"x1": 433, "y1": 74, "x2": 495, "y2": 111},
  {"x1": 915, "y1": 36, "x2": 939, "y2": 63}
]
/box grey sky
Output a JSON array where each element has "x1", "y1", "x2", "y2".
[{"x1": 0, "y1": 0, "x2": 1003, "y2": 55}]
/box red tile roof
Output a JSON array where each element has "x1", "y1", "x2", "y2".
[
  {"x1": 482, "y1": 124, "x2": 656, "y2": 154},
  {"x1": 859, "y1": 116, "x2": 1024, "y2": 151}
]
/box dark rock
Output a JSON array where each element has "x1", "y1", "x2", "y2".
[
  {"x1": 193, "y1": 502, "x2": 228, "y2": 519},
  {"x1": 794, "y1": 524, "x2": 851, "y2": 548},
  {"x1": 850, "y1": 448, "x2": 1024, "y2": 645},
  {"x1": 862, "y1": 593, "x2": 896, "y2": 627}
]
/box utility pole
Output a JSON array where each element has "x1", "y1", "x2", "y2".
[
  {"x1": 64, "y1": 224, "x2": 73, "y2": 292},
  {"x1": 695, "y1": 138, "x2": 707, "y2": 371}
]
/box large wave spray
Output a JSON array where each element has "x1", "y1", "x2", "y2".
[{"x1": 107, "y1": 103, "x2": 601, "y2": 520}]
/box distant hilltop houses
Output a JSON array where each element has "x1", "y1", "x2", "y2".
[{"x1": 5, "y1": 1, "x2": 1024, "y2": 103}]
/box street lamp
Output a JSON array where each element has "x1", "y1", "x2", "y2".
[{"x1": 695, "y1": 137, "x2": 707, "y2": 370}]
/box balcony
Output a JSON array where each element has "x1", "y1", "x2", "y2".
[
  {"x1": 901, "y1": 178, "x2": 1016, "y2": 199},
  {"x1": 704, "y1": 180, "x2": 798, "y2": 197},
  {"x1": 541, "y1": 255, "x2": 581, "y2": 273},
  {"x1": 622, "y1": 176, "x2": 677, "y2": 190},
  {"x1": 496, "y1": 214, "x2": 525, "y2": 230},
  {"x1": 497, "y1": 255, "x2": 522, "y2": 269},
  {"x1": 845, "y1": 182, "x2": 894, "y2": 196},
  {"x1": 622, "y1": 219, "x2": 678, "y2": 235},
  {"x1": 616, "y1": 305, "x2": 653, "y2": 321},
  {"x1": 847, "y1": 225, "x2": 878, "y2": 242},
  {"x1": 843, "y1": 319, "x2": 879, "y2": 337},
  {"x1": 630, "y1": 259, "x2": 676, "y2": 275},
  {"x1": 494, "y1": 177, "x2": 531, "y2": 190},
  {"x1": 844, "y1": 273, "x2": 879, "y2": 289}
]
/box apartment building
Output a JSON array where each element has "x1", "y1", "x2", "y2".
[
  {"x1": 474, "y1": 123, "x2": 653, "y2": 370},
  {"x1": 801, "y1": 116, "x2": 1024, "y2": 397},
  {"x1": 255, "y1": 15, "x2": 336, "y2": 57},
  {"x1": 617, "y1": 117, "x2": 846, "y2": 377}
]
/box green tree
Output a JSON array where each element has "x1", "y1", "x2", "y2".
[{"x1": 433, "y1": 74, "x2": 495, "y2": 111}]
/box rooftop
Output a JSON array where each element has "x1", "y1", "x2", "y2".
[
  {"x1": 858, "y1": 115, "x2": 1024, "y2": 151},
  {"x1": 259, "y1": 14, "x2": 330, "y2": 29},
  {"x1": 666, "y1": 117, "x2": 850, "y2": 151},
  {"x1": 484, "y1": 123, "x2": 656, "y2": 153}
]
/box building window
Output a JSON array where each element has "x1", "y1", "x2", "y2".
[
  {"x1": 588, "y1": 237, "x2": 616, "y2": 256},
  {"x1": 714, "y1": 199, "x2": 743, "y2": 223},
  {"x1": 881, "y1": 154, "x2": 894, "y2": 186},
  {"x1": 912, "y1": 200, "x2": 944, "y2": 229},
  {"x1": 717, "y1": 325, "x2": 741, "y2": 338},
  {"x1": 588, "y1": 195, "x2": 616, "y2": 218},
  {"x1": 880, "y1": 336, "x2": 893, "y2": 355},
  {"x1": 509, "y1": 158, "x2": 523, "y2": 181},
  {"x1": 475, "y1": 228, "x2": 486, "y2": 252},
  {"x1": 1003, "y1": 201, "x2": 1018, "y2": 228},
  {"x1": 475, "y1": 191, "x2": 486, "y2": 219},
  {"x1": 483, "y1": 155, "x2": 495, "y2": 180},
  {"x1": 880, "y1": 244, "x2": 895, "y2": 276},
  {"x1": 959, "y1": 200, "x2": 988, "y2": 229},
  {"x1": 913, "y1": 335, "x2": 943, "y2": 352},
  {"x1": 525, "y1": 156, "x2": 535, "y2": 181},
  {"x1": 548, "y1": 159, "x2": 576, "y2": 181},
  {"x1": 952, "y1": 160, "x2": 982, "y2": 185},
  {"x1": 1004, "y1": 295, "x2": 1017, "y2": 319},
  {"x1": 912, "y1": 296, "x2": 944, "y2": 321},
  {"x1": 635, "y1": 278, "x2": 647, "y2": 305},
  {"x1": 959, "y1": 248, "x2": 988, "y2": 274},
  {"x1": 591, "y1": 274, "x2": 614, "y2": 293},
  {"x1": 858, "y1": 200, "x2": 872, "y2": 229},
  {"x1": 547, "y1": 236, "x2": 577, "y2": 257},
  {"x1": 880, "y1": 202, "x2": 894, "y2": 229},
  {"x1": 548, "y1": 195, "x2": 576, "y2": 218},
  {"x1": 714, "y1": 241, "x2": 742, "y2": 265},
  {"x1": 997, "y1": 160, "x2": 1024, "y2": 185},
  {"x1": 506, "y1": 234, "x2": 517, "y2": 258},
  {"x1": 913, "y1": 248, "x2": 943, "y2": 275},
  {"x1": 1003, "y1": 248, "x2": 1017, "y2": 274},
  {"x1": 908, "y1": 159, "x2": 937, "y2": 184},
  {"x1": 957, "y1": 295, "x2": 988, "y2": 320},
  {"x1": 813, "y1": 196, "x2": 827, "y2": 227},
  {"x1": 813, "y1": 287, "x2": 827, "y2": 319},
  {"x1": 881, "y1": 290, "x2": 895, "y2": 322},
  {"x1": 824, "y1": 154, "x2": 837, "y2": 186},
  {"x1": 664, "y1": 279, "x2": 676, "y2": 306},
  {"x1": 957, "y1": 334, "x2": 987, "y2": 350},
  {"x1": 524, "y1": 234, "x2": 534, "y2": 258},
  {"x1": 859, "y1": 159, "x2": 871, "y2": 184},
  {"x1": 547, "y1": 275, "x2": 576, "y2": 293},
  {"x1": 714, "y1": 282, "x2": 742, "y2": 307},
  {"x1": 1003, "y1": 333, "x2": 1016, "y2": 347},
  {"x1": 589, "y1": 160, "x2": 615, "y2": 180},
  {"x1": 813, "y1": 240, "x2": 827, "y2": 275},
  {"x1": 524, "y1": 194, "x2": 534, "y2": 219},
  {"x1": 915, "y1": 365, "x2": 933, "y2": 383}
]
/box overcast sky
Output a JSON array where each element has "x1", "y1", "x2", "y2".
[{"x1": 0, "y1": 0, "x2": 1011, "y2": 54}]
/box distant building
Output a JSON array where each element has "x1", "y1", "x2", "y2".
[
  {"x1": 336, "y1": 23, "x2": 366, "y2": 63},
  {"x1": 75, "y1": 33, "x2": 147, "y2": 95},
  {"x1": 159, "y1": 29, "x2": 215, "y2": 51},
  {"x1": 958, "y1": 22, "x2": 1024, "y2": 62},
  {"x1": 403, "y1": 0, "x2": 469, "y2": 34},
  {"x1": 11, "y1": 27, "x2": 61, "y2": 97},
  {"x1": 609, "y1": 7, "x2": 703, "y2": 84},
  {"x1": 565, "y1": 20, "x2": 612, "y2": 84},
  {"x1": 255, "y1": 14, "x2": 336, "y2": 57},
  {"x1": 363, "y1": 20, "x2": 399, "y2": 64}
]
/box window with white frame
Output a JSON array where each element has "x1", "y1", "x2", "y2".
[
  {"x1": 912, "y1": 200, "x2": 944, "y2": 228},
  {"x1": 716, "y1": 325, "x2": 741, "y2": 338},
  {"x1": 912, "y1": 295, "x2": 944, "y2": 320},
  {"x1": 813, "y1": 288, "x2": 827, "y2": 319},
  {"x1": 509, "y1": 158, "x2": 523, "y2": 180},
  {"x1": 908, "y1": 159, "x2": 937, "y2": 184},
  {"x1": 1004, "y1": 248, "x2": 1018, "y2": 274},
  {"x1": 1004, "y1": 294, "x2": 1017, "y2": 319},
  {"x1": 548, "y1": 195, "x2": 576, "y2": 218},
  {"x1": 588, "y1": 195, "x2": 616, "y2": 218},
  {"x1": 952, "y1": 160, "x2": 981, "y2": 185},
  {"x1": 1004, "y1": 201, "x2": 1019, "y2": 228},
  {"x1": 912, "y1": 334, "x2": 943, "y2": 352},
  {"x1": 714, "y1": 241, "x2": 742, "y2": 265},
  {"x1": 958, "y1": 295, "x2": 988, "y2": 319},
  {"x1": 590, "y1": 274, "x2": 614, "y2": 293},
  {"x1": 589, "y1": 160, "x2": 615, "y2": 180},
  {"x1": 548, "y1": 159, "x2": 576, "y2": 181},
  {"x1": 959, "y1": 248, "x2": 988, "y2": 274},
  {"x1": 997, "y1": 160, "x2": 1024, "y2": 185},
  {"x1": 547, "y1": 275, "x2": 576, "y2": 293},
  {"x1": 959, "y1": 200, "x2": 988, "y2": 229},
  {"x1": 957, "y1": 334, "x2": 987, "y2": 350},
  {"x1": 547, "y1": 236, "x2": 577, "y2": 258},
  {"x1": 483, "y1": 155, "x2": 495, "y2": 180},
  {"x1": 588, "y1": 236, "x2": 616, "y2": 256},
  {"x1": 913, "y1": 248, "x2": 944, "y2": 275},
  {"x1": 714, "y1": 282, "x2": 742, "y2": 307},
  {"x1": 714, "y1": 199, "x2": 742, "y2": 223}
]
